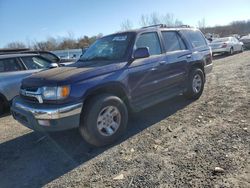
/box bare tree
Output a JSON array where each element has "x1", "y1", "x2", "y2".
[
  {"x1": 139, "y1": 15, "x2": 150, "y2": 27},
  {"x1": 120, "y1": 19, "x2": 133, "y2": 31},
  {"x1": 202, "y1": 20, "x2": 250, "y2": 37},
  {"x1": 150, "y1": 12, "x2": 161, "y2": 25},
  {"x1": 198, "y1": 18, "x2": 206, "y2": 29},
  {"x1": 139, "y1": 12, "x2": 183, "y2": 27},
  {"x1": 5, "y1": 42, "x2": 26, "y2": 49}
]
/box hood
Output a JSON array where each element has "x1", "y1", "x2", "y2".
[{"x1": 22, "y1": 62, "x2": 127, "y2": 88}]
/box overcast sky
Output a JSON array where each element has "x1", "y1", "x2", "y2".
[{"x1": 0, "y1": 0, "x2": 250, "y2": 47}]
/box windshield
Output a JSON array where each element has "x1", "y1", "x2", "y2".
[
  {"x1": 79, "y1": 33, "x2": 133, "y2": 63},
  {"x1": 212, "y1": 37, "x2": 230, "y2": 43},
  {"x1": 21, "y1": 56, "x2": 51, "y2": 70}
]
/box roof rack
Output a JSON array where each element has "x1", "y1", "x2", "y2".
[
  {"x1": 141, "y1": 24, "x2": 191, "y2": 29},
  {"x1": 178, "y1": 25, "x2": 191, "y2": 28},
  {"x1": 141, "y1": 24, "x2": 167, "y2": 29}
]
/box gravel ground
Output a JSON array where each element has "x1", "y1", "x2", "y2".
[{"x1": 0, "y1": 51, "x2": 249, "y2": 188}]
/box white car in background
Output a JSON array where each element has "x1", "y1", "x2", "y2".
[
  {"x1": 240, "y1": 35, "x2": 250, "y2": 49},
  {"x1": 209, "y1": 37, "x2": 244, "y2": 56}
]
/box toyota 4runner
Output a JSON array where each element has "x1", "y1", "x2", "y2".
[{"x1": 11, "y1": 25, "x2": 213, "y2": 147}]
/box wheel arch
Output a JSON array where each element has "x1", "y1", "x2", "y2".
[
  {"x1": 83, "y1": 82, "x2": 131, "y2": 110},
  {"x1": 0, "y1": 93, "x2": 9, "y2": 108},
  {"x1": 189, "y1": 62, "x2": 205, "y2": 82}
]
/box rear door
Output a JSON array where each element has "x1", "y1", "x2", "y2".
[
  {"x1": 0, "y1": 58, "x2": 38, "y2": 101},
  {"x1": 160, "y1": 31, "x2": 191, "y2": 89},
  {"x1": 181, "y1": 30, "x2": 212, "y2": 70}
]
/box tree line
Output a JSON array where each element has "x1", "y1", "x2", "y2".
[
  {"x1": 4, "y1": 33, "x2": 103, "y2": 51},
  {"x1": 201, "y1": 20, "x2": 250, "y2": 37}
]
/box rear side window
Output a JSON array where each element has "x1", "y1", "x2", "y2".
[
  {"x1": 135, "y1": 32, "x2": 161, "y2": 55},
  {"x1": 162, "y1": 31, "x2": 187, "y2": 52},
  {"x1": 183, "y1": 30, "x2": 207, "y2": 48},
  {"x1": 0, "y1": 58, "x2": 22, "y2": 72}
]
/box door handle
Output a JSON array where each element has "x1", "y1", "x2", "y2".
[
  {"x1": 186, "y1": 55, "x2": 192, "y2": 59},
  {"x1": 158, "y1": 61, "x2": 166, "y2": 65},
  {"x1": 150, "y1": 67, "x2": 157, "y2": 71}
]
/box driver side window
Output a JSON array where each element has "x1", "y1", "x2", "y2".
[{"x1": 135, "y1": 32, "x2": 162, "y2": 56}]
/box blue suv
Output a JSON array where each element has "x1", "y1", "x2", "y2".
[{"x1": 11, "y1": 25, "x2": 213, "y2": 147}]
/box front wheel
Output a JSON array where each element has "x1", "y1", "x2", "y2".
[
  {"x1": 0, "y1": 98, "x2": 5, "y2": 115},
  {"x1": 79, "y1": 94, "x2": 128, "y2": 147},
  {"x1": 241, "y1": 46, "x2": 244, "y2": 53},
  {"x1": 184, "y1": 68, "x2": 205, "y2": 100}
]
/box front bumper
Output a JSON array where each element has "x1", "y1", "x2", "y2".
[
  {"x1": 11, "y1": 96, "x2": 83, "y2": 131},
  {"x1": 204, "y1": 63, "x2": 213, "y2": 75}
]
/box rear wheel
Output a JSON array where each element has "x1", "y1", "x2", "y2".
[
  {"x1": 184, "y1": 68, "x2": 205, "y2": 100},
  {"x1": 79, "y1": 94, "x2": 128, "y2": 147},
  {"x1": 229, "y1": 47, "x2": 234, "y2": 55}
]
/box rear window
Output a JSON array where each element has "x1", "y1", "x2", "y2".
[{"x1": 183, "y1": 30, "x2": 207, "y2": 48}]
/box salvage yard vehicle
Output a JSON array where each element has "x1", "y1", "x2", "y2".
[
  {"x1": 209, "y1": 37, "x2": 244, "y2": 56},
  {"x1": 11, "y1": 25, "x2": 213, "y2": 146},
  {"x1": 240, "y1": 35, "x2": 250, "y2": 49},
  {"x1": 0, "y1": 54, "x2": 58, "y2": 114}
]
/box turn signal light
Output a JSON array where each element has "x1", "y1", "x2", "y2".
[{"x1": 60, "y1": 86, "x2": 70, "y2": 98}]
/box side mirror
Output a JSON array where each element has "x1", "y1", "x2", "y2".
[
  {"x1": 133, "y1": 47, "x2": 150, "y2": 59},
  {"x1": 48, "y1": 63, "x2": 59, "y2": 69}
]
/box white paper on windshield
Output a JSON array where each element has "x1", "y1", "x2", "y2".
[{"x1": 112, "y1": 36, "x2": 127, "y2": 41}]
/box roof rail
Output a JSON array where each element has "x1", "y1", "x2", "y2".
[
  {"x1": 141, "y1": 24, "x2": 192, "y2": 29},
  {"x1": 178, "y1": 25, "x2": 191, "y2": 28},
  {"x1": 141, "y1": 24, "x2": 167, "y2": 29}
]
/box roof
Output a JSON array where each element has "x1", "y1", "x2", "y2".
[
  {"x1": 114, "y1": 24, "x2": 197, "y2": 35},
  {"x1": 0, "y1": 53, "x2": 39, "y2": 59},
  {"x1": 0, "y1": 48, "x2": 30, "y2": 53}
]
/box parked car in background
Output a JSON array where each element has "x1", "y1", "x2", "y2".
[
  {"x1": 209, "y1": 37, "x2": 244, "y2": 56},
  {"x1": 11, "y1": 25, "x2": 213, "y2": 146},
  {"x1": 21, "y1": 50, "x2": 75, "y2": 66},
  {"x1": 0, "y1": 49, "x2": 75, "y2": 66},
  {"x1": 240, "y1": 35, "x2": 250, "y2": 49},
  {"x1": 0, "y1": 54, "x2": 58, "y2": 114}
]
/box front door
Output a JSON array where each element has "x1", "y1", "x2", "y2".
[{"x1": 128, "y1": 32, "x2": 166, "y2": 104}]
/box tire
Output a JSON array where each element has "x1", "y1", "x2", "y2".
[
  {"x1": 184, "y1": 68, "x2": 205, "y2": 100},
  {"x1": 0, "y1": 98, "x2": 4, "y2": 115},
  {"x1": 79, "y1": 94, "x2": 128, "y2": 147},
  {"x1": 229, "y1": 47, "x2": 234, "y2": 55},
  {"x1": 241, "y1": 46, "x2": 244, "y2": 53}
]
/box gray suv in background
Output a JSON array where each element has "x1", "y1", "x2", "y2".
[{"x1": 0, "y1": 53, "x2": 58, "y2": 114}]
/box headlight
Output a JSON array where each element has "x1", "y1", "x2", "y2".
[{"x1": 42, "y1": 86, "x2": 70, "y2": 100}]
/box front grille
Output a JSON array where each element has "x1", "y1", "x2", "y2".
[
  {"x1": 20, "y1": 86, "x2": 41, "y2": 103},
  {"x1": 20, "y1": 95, "x2": 39, "y2": 103},
  {"x1": 20, "y1": 86, "x2": 38, "y2": 92}
]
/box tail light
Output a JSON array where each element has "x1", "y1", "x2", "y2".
[{"x1": 221, "y1": 43, "x2": 227, "y2": 48}]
